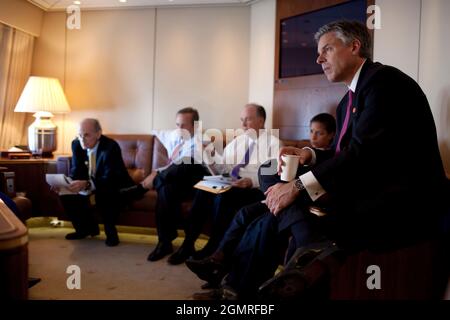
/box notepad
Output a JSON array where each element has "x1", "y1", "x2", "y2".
[{"x1": 194, "y1": 179, "x2": 232, "y2": 194}]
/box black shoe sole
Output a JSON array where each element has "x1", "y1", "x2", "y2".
[
  {"x1": 185, "y1": 259, "x2": 226, "y2": 285},
  {"x1": 258, "y1": 269, "x2": 308, "y2": 301},
  {"x1": 147, "y1": 245, "x2": 173, "y2": 262}
]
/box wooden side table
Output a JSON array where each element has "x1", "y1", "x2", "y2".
[{"x1": 0, "y1": 156, "x2": 68, "y2": 217}]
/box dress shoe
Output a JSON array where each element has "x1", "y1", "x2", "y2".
[
  {"x1": 285, "y1": 240, "x2": 337, "y2": 270},
  {"x1": 192, "y1": 287, "x2": 238, "y2": 300},
  {"x1": 105, "y1": 236, "x2": 120, "y2": 247},
  {"x1": 65, "y1": 229, "x2": 99, "y2": 240},
  {"x1": 167, "y1": 243, "x2": 195, "y2": 265},
  {"x1": 258, "y1": 241, "x2": 345, "y2": 301},
  {"x1": 191, "y1": 243, "x2": 217, "y2": 260},
  {"x1": 221, "y1": 285, "x2": 239, "y2": 300},
  {"x1": 185, "y1": 256, "x2": 227, "y2": 285},
  {"x1": 192, "y1": 289, "x2": 223, "y2": 300},
  {"x1": 258, "y1": 268, "x2": 309, "y2": 301},
  {"x1": 201, "y1": 281, "x2": 220, "y2": 290},
  {"x1": 147, "y1": 242, "x2": 173, "y2": 261}
]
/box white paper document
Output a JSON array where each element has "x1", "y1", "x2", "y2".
[
  {"x1": 194, "y1": 179, "x2": 232, "y2": 194},
  {"x1": 45, "y1": 174, "x2": 92, "y2": 196},
  {"x1": 202, "y1": 175, "x2": 233, "y2": 184}
]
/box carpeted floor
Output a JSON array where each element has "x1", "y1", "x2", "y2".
[{"x1": 28, "y1": 226, "x2": 207, "y2": 300}]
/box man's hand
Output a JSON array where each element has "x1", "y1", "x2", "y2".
[
  {"x1": 141, "y1": 170, "x2": 158, "y2": 189},
  {"x1": 264, "y1": 181, "x2": 299, "y2": 216},
  {"x1": 68, "y1": 180, "x2": 88, "y2": 193},
  {"x1": 231, "y1": 177, "x2": 253, "y2": 189},
  {"x1": 277, "y1": 147, "x2": 313, "y2": 175}
]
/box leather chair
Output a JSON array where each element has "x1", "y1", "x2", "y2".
[
  {"x1": 0, "y1": 190, "x2": 38, "y2": 296},
  {"x1": 301, "y1": 194, "x2": 450, "y2": 300}
]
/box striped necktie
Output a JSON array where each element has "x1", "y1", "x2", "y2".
[
  {"x1": 230, "y1": 141, "x2": 255, "y2": 179},
  {"x1": 169, "y1": 139, "x2": 184, "y2": 163}
]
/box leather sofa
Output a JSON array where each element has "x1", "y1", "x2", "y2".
[{"x1": 56, "y1": 134, "x2": 310, "y2": 229}]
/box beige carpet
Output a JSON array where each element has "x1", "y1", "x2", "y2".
[{"x1": 28, "y1": 226, "x2": 207, "y2": 300}]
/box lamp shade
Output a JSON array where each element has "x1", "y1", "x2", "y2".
[{"x1": 14, "y1": 76, "x2": 71, "y2": 114}]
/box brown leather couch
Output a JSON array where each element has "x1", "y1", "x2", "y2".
[{"x1": 56, "y1": 134, "x2": 310, "y2": 229}]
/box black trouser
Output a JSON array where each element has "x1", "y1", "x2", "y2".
[
  {"x1": 60, "y1": 190, "x2": 126, "y2": 239},
  {"x1": 184, "y1": 187, "x2": 265, "y2": 250},
  {"x1": 220, "y1": 161, "x2": 324, "y2": 297},
  {"x1": 222, "y1": 200, "x2": 325, "y2": 298},
  {"x1": 154, "y1": 162, "x2": 208, "y2": 243},
  {"x1": 217, "y1": 201, "x2": 268, "y2": 259}
]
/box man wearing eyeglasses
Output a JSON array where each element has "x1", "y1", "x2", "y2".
[{"x1": 57, "y1": 118, "x2": 139, "y2": 247}]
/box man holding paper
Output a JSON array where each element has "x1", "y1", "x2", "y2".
[{"x1": 56, "y1": 118, "x2": 141, "y2": 247}]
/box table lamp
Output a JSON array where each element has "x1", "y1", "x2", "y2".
[{"x1": 14, "y1": 76, "x2": 71, "y2": 157}]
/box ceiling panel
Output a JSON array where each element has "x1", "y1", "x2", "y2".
[{"x1": 28, "y1": 0, "x2": 254, "y2": 10}]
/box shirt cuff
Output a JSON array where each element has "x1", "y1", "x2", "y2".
[
  {"x1": 302, "y1": 147, "x2": 316, "y2": 166},
  {"x1": 299, "y1": 171, "x2": 326, "y2": 202}
]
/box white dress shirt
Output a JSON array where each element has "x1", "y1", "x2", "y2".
[
  {"x1": 151, "y1": 129, "x2": 201, "y2": 171},
  {"x1": 208, "y1": 130, "x2": 280, "y2": 188}
]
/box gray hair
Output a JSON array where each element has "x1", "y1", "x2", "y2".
[
  {"x1": 314, "y1": 20, "x2": 372, "y2": 59},
  {"x1": 82, "y1": 118, "x2": 102, "y2": 132}
]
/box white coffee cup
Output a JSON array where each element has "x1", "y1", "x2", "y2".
[{"x1": 280, "y1": 154, "x2": 300, "y2": 182}]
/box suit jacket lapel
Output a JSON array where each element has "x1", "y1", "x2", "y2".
[{"x1": 94, "y1": 136, "x2": 106, "y2": 178}]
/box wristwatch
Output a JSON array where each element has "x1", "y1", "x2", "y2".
[{"x1": 294, "y1": 178, "x2": 305, "y2": 191}]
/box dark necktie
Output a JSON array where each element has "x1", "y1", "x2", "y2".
[
  {"x1": 230, "y1": 141, "x2": 255, "y2": 179},
  {"x1": 335, "y1": 90, "x2": 354, "y2": 154}
]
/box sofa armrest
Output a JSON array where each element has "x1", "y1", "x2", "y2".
[
  {"x1": 12, "y1": 196, "x2": 32, "y2": 223},
  {"x1": 152, "y1": 137, "x2": 170, "y2": 170},
  {"x1": 56, "y1": 156, "x2": 72, "y2": 176}
]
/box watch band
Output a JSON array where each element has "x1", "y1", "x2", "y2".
[{"x1": 294, "y1": 178, "x2": 305, "y2": 191}]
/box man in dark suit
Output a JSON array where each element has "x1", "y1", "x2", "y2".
[
  {"x1": 59, "y1": 118, "x2": 139, "y2": 247},
  {"x1": 193, "y1": 20, "x2": 447, "y2": 299}
]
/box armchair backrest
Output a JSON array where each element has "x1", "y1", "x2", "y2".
[{"x1": 107, "y1": 134, "x2": 163, "y2": 184}]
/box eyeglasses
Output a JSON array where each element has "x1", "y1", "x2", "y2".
[{"x1": 77, "y1": 132, "x2": 95, "y2": 140}]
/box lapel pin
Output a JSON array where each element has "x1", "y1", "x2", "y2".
[{"x1": 352, "y1": 107, "x2": 357, "y2": 113}]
